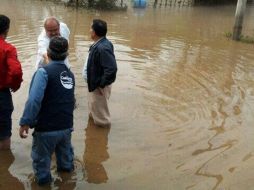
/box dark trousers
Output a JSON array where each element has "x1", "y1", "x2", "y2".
[{"x1": 0, "y1": 89, "x2": 14, "y2": 140}]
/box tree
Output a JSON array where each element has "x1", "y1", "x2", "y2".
[{"x1": 232, "y1": 0, "x2": 247, "y2": 40}]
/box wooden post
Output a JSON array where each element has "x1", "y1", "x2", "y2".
[
  {"x1": 232, "y1": 0, "x2": 247, "y2": 40},
  {"x1": 88, "y1": 0, "x2": 93, "y2": 8},
  {"x1": 76, "y1": 0, "x2": 78, "y2": 8},
  {"x1": 153, "y1": 0, "x2": 158, "y2": 8}
]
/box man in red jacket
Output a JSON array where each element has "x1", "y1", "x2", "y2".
[{"x1": 0, "y1": 15, "x2": 23, "y2": 150}]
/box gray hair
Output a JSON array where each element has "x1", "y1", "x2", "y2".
[{"x1": 44, "y1": 16, "x2": 60, "y2": 28}]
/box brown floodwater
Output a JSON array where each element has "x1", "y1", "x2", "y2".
[{"x1": 1, "y1": 0, "x2": 254, "y2": 189}]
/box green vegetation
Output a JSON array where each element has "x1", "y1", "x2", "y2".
[
  {"x1": 50, "y1": 0, "x2": 127, "y2": 10},
  {"x1": 225, "y1": 32, "x2": 254, "y2": 44},
  {"x1": 239, "y1": 35, "x2": 254, "y2": 44}
]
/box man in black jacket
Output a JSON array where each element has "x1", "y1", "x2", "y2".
[{"x1": 82, "y1": 19, "x2": 117, "y2": 127}]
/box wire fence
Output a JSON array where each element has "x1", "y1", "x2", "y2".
[
  {"x1": 116, "y1": 0, "x2": 194, "y2": 8},
  {"x1": 59, "y1": 0, "x2": 194, "y2": 8},
  {"x1": 58, "y1": 0, "x2": 254, "y2": 9}
]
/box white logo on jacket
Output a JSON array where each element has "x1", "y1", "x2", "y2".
[{"x1": 60, "y1": 71, "x2": 73, "y2": 89}]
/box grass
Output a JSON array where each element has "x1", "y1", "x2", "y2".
[{"x1": 224, "y1": 32, "x2": 254, "y2": 44}]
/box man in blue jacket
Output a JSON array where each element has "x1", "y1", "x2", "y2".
[
  {"x1": 82, "y1": 19, "x2": 117, "y2": 127},
  {"x1": 19, "y1": 36, "x2": 75, "y2": 185}
]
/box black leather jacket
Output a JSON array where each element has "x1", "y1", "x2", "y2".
[{"x1": 87, "y1": 37, "x2": 117, "y2": 92}]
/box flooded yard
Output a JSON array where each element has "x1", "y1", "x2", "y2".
[{"x1": 1, "y1": 0, "x2": 254, "y2": 189}]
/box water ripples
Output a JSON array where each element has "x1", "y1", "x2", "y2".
[{"x1": 2, "y1": 1, "x2": 254, "y2": 189}]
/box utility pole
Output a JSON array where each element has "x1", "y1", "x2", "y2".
[{"x1": 232, "y1": 0, "x2": 247, "y2": 40}]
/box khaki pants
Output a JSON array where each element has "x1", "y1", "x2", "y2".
[{"x1": 88, "y1": 85, "x2": 112, "y2": 127}]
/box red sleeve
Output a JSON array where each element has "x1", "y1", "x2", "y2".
[{"x1": 6, "y1": 45, "x2": 23, "y2": 91}]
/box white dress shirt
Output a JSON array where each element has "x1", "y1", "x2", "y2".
[{"x1": 36, "y1": 22, "x2": 70, "y2": 69}]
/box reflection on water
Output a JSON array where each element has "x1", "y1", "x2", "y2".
[
  {"x1": 52, "y1": 172, "x2": 76, "y2": 190},
  {"x1": 83, "y1": 117, "x2": 110, "y2": 184},
  {"x1": 1, "y1": 0, "x2": 254, "y2": 189},
  {"x1": 0, "y1": 150, "x2": 24, "y2": 190}
]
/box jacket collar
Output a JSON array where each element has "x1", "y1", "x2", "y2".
[
  {"x1": 48, "y1": 60, "x2": 66, "y2": 65},
  {"x1": 89, "y1": 37, "x2": 106, "y2": 51}
]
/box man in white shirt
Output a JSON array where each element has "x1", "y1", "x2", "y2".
[{"x1": 36, "y1": 17, "x2": 70, "y2": 69}]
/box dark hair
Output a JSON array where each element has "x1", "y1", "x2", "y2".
[
  {"x1": 92, "y1": 19, "x2": 107, "y2": 37},
  {"x1": 48, "y1": 36, "x2": 68, "y2": 61},
  {"x1": 0, "y1": 15, "x2": 10, "y2": 34}
]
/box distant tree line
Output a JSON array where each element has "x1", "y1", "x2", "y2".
[{"x1": 62, "y1": 0, "x2": 125, "y2": 9}]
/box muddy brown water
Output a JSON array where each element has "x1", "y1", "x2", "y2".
[{"x1": 1, "y1": 0, "x2": 254, "y2": 189}]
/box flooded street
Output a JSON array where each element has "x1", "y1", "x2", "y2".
[{"x1": 1, "y1": 0, "x2": 254, "y2": 189}]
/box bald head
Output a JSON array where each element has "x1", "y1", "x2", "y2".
[{"x1": 44, "y1": 17, "x2": 60, "y2": 38}]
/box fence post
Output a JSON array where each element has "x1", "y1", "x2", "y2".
[{"x1": 232, "y1": 0, "x2": 247, "y2": 40}]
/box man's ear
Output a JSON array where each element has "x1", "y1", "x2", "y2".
[
  {"x1": 91, "y1": 30, "x2": 96, "y2": 39},
  {"x1": 46, "y1": 49, "x2": 50, "y2": 58},
  {"x1": 44, "y1": 50, "x2": 51, "y2": 63},
  {"x1": 3, "y1": 29, "x2": 9, "y2": 38}
]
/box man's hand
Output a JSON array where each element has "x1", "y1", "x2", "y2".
[
  {"x1": 96, "y1": 87, "x2": 104, "y2": 96},
  {"x1": 19, "y1": 125, "x2": 30, "y2": 138}
]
